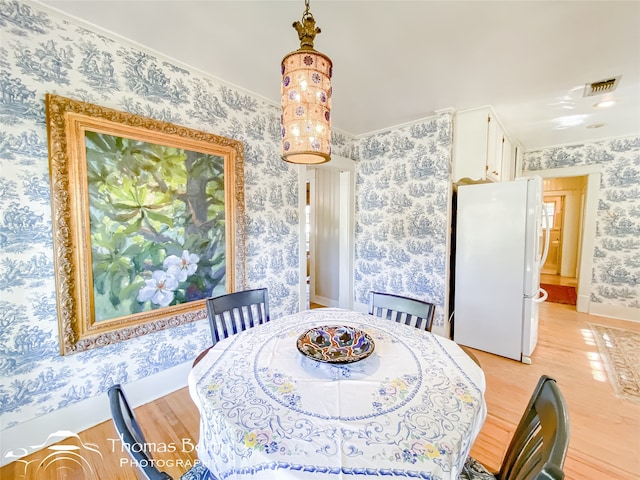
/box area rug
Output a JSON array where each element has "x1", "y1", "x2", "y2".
[
  {"x1": 588, "y1": 323, "x2": 640, "y2": 403},
  {"x1": 541, "y1": 283, "x2": 577, "y2": 305}
]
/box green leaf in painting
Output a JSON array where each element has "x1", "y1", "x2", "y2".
[
  {"x1": 145, "y1": 210, "x2": 174, "y2": 227},
  {"x1": 122, "y1": 217, "x2": 143, "y2": 235}
]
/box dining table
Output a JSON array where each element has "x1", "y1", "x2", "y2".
[{"x1": 188, "y1": 308, "x2": 487, "y2": 479}]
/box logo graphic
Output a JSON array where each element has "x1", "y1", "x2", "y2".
[{"x1": 3, "y1": 430, "x2": 102, "y2": 479}]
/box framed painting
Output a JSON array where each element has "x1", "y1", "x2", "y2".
[{"x1": 46, "y1": 94, "x2": 245, "y2": 355}]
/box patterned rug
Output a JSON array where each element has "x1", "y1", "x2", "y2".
[
  {"x1": 541, "y1": 283, "x2": 577, "y2": 305},
  {"x1": 589, "y1": 323, "x2": 640, "y2": 403}
]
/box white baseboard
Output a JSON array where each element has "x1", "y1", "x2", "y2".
[
  {"x1": 588, "y1": 303, "x2": 640, "y2": 322},
  {"x1": 576, "y1": 294, "x2": 589, "y2": 313},
  {"x1": 311, "y1": 295, "x2": 339, "y2": 308},
  {"x1": 0, "y1": 361, "x2": 192, "y2": 467}
]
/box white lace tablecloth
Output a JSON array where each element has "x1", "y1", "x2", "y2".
[{"x1": 188, "y1": 308, "x2": 486, "y2": 479}]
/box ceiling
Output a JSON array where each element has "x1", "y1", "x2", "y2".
[{"x1": 38, "y1": 0, "x2": 640, "y2": 151}]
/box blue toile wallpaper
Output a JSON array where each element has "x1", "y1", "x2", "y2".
[
  {"x1": 2, "y1": 0, "x2": 637, "y2": 442},
  {"x1": 0, "y1": 0, "x2": 355, "y2": 431},
  {"x1": 524, "y1": 137, "x2": 640, "y2": 310},
  {"x1": 353, "y1": 115, "x2": 452, "y2": 327}
]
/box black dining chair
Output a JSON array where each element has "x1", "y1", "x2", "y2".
[
  {"x1": 205, "y1": 288, "x2": 270, "y2": 345},
  {"x1": 107, "y1": 384, "x2": 215, "y2": 480},
  {"x1": 460, "y1": 375, "x2": 570, "y2": 480},
  {"x1": 368, "y1": 291, "x2": 436, "y2": 332}
]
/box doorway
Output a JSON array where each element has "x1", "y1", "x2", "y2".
[
  {"x1": 541, "y1": 177, "x2": 585, "y2": 285},
  {"x1": 537, "y1": 168, "x2": 600, "y2": 313},
  {"x1": 300, "y1": 155, "x2": 356, "y2": 310}
]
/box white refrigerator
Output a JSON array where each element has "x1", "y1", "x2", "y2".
[{"x1": 453, "y1": 176, "x2": 548, "y2": 364}]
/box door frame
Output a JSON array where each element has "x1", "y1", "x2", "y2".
[
  {"x1": 297, "y1": 155, "x2": 356, "y2": 311},
  {"x1": 533, "y1": 166, "x2": 600, "y2": 313}
]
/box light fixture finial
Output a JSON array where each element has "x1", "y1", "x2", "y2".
[{"x1": 293, "y1": 0, "x2": 321, "y2": 50}]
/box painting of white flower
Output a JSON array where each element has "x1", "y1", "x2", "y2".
[
  {"x1": 164, "y1": 250, "x2": 199, "y2": 282},
  {"x1": 137, "y1": 270, "x2": 180, "y2": 307},
  {"x1": 84, "y1": 130, "x2": 229, "y2": 321}
]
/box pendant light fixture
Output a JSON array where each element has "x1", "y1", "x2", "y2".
[{"x1": 281, "y1": 0, "x2": 332, "y2": 164}]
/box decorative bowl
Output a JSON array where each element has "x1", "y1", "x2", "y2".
[{"x1": 296, "y1": 325, "x2": 375, "y2": 364}]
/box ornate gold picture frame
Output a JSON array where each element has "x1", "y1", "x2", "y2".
[{"x1": 46, "y1": 94, "x2": 245, "y2": 355}]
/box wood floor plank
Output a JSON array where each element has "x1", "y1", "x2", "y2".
[{"x1": 2, "y1": 302, "x2": 639, "y2": 479}]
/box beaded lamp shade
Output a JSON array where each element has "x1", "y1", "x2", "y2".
[{"x1": 281, "y1": 1, "x2": 332, "y2": 164}]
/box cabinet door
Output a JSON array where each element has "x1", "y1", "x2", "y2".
[
  {"x1": 501, "y1": 135, "x2": 513, "y2": 181},
  {"x1": 452, "y1": 108, "x2": 491, "y2": 182},
  {"x1": 486, "y1": 114, "x2": 503, "y2": 182}
]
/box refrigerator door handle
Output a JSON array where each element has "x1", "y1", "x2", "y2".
[
  {"x1": 533, "y1": 287, "x2": 548, "y2": 303},
  {"x1": 539, "y1": 204, "x2": 551, "y2": 268}
]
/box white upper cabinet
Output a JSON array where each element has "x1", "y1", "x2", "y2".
[{"x1": 452, "y1": 106, "x2": 514, "y2": 183}]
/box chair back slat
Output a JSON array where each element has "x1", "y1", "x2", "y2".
[
  {"x1": 206, "y1": 288, "x2": 270, "y2": 345},
  {"x1": 239, "y1": 307, "x2": 250, "y2": 330},
  {"x1": 368, "y1": 291, "x2": 435, "y2": 332}
]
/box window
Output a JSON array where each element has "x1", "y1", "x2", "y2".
[{"x1": 543, "y1": 202, "x2": 555, "y2": 229}]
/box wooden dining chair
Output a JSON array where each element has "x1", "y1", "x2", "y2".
[
  {"x1": 107, "y1": 384, "x2": 215, "y2": 480},
  {"x1": 460, "y1": 375, "x2": 570, "y2": 480},
  {"x1": 368, "y1": 291, "x2": 436, "y2": 332},
  {"x1": 205, "y1": 288, "x2": 270, "y2": 345}
]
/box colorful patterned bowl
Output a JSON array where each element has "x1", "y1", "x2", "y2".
[{"x1": 296, "y1": 325, "x2": 375, "y2": 364}]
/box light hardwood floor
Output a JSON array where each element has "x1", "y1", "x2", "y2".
[
  {"x1": 540, "y1": 273, "x2": 578, "y2": 287},
  {"x1": 2, "y1": 302, "x2": 639, "y2": 479}
]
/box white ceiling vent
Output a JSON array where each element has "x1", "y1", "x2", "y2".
[{"x1": 583, "y1": 76, "x2": 621, "y2": 97}]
